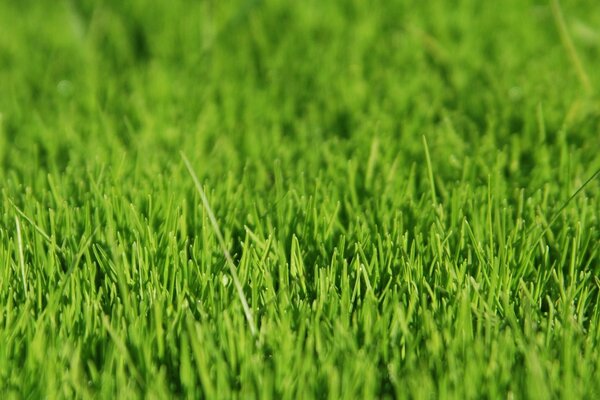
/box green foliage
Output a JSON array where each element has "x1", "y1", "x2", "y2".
[{"x1": 1, "y1": 0, "x2": 600, "y2": 398}]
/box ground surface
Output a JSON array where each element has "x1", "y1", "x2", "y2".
[{"x1": 1, "y1": 0, "x2": 600, "y2": 398}]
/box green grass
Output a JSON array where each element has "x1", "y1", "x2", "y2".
[{"x1": 1, "y1": 0, "x2": 600, "y2": 398}]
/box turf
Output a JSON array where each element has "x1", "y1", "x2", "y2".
[{"x1": 1, "y1": 0, "x2": 600, "y2": 398}]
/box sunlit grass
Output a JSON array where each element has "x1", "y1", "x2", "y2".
[{"x1": 1, "y1": 0, "x2": 600, "y2": 398}]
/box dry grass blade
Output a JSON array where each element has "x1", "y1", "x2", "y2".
[{"x1": 181, "y1": 152, "x2": 258, "y2": 337}]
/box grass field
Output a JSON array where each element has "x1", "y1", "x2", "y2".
[{"x1": 1, "y1": 0, "x2": 600, "y2": 398}]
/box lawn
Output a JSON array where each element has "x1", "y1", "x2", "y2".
[{"x1": 1, "y1": 0, "x2": 600, "y2": 398}]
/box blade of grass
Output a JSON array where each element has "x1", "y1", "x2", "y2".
[
  {"x1": 533, "y1": 167, "x2": 600, "y2": 243},
  {"x1": 101, "y1": 315, "x2": 144, "y2": 387},
  {"x1": 550, "y1": 0, "x2": 592, "y2": 94},
  {"x1": 181, "y1": 152, "x2": 258, "y2": 337},
  {"x1": 15, "y1": 216, "x2": 27, "y2": 295},
  {"x1": 422, "y1": 135, "x2": 437, "y2": 205}
]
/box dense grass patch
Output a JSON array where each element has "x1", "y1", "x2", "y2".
[{"x1": 1, "y1": 0, "x2": 600, "y2": 398}]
